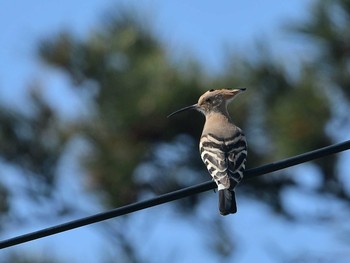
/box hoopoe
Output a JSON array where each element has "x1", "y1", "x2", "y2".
[{"x1": 168, "y1": 88, "x2": 247, "y2": 215}]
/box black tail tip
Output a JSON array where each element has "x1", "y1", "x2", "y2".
[{"x1": 219, "y1": 205, "x2": 237, "y2": 216}]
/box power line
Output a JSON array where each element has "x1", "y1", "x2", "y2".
[{"x1": 1, "y1": 139, "x2": 350, "y2": 249}]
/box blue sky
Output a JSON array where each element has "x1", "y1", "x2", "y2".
[
  {"x1": 3, "y1": 1, "x2": 350, "y2": 263},
  {"x1": 0, "y1": 0, "x2": 313, "y2": 102},
  {"x1": 0, "y1": 0, "x2": 315, "y2": 116}
]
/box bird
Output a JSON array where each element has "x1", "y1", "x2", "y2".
[{"x1": 168, "y1": 88, "x2": 247, "y2": 215}]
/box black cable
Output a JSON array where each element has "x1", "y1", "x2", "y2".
[{"x1": 1, "y1": 139, "x2": 350, "y2": 249}]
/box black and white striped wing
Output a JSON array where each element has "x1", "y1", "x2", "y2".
[
  {"x1": 199, "y1": 131, "x2": 247, "y2": 190},
  {"x1": 225, "y1": 132, "x2": 247, "y2": 185}
]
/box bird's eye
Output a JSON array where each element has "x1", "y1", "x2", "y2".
[{"x1": 209, "y1": 89, "x2": 215, "y2": 92}]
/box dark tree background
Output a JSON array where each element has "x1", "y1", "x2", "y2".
[{"x1": 1, "y1": 0, "x2": 350, "y2": 262}]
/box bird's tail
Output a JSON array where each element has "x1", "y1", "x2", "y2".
[{"x1": 218, "y1": 189, "x2": 237, "y2": 215}]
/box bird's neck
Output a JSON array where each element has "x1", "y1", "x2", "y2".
[{"x1": 202, "y1": 111, "x2": 236, "y2": 138}]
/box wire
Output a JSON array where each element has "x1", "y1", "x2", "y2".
[{"x1": 1, "y1": 139, "x2": 350, "y2": 249}]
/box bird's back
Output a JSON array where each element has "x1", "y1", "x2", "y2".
[{"x1": 200, "y1": 129, "x2": 247, "y2": 190}]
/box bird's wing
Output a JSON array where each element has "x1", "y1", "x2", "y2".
[
  {"x1": 200, "y1": 131, "x2": 247, "y2": 189},
  {"x1": 224, "y1": 131, "x2": 247, "y2": 184}
]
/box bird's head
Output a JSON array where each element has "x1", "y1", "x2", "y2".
[{"x1": 167, "y1": 88, "x2": 245, "y2": 118}]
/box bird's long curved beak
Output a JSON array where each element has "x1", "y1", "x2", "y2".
[{"x1": 167, "y1": 104, "x2": 198, "y2": 118}]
